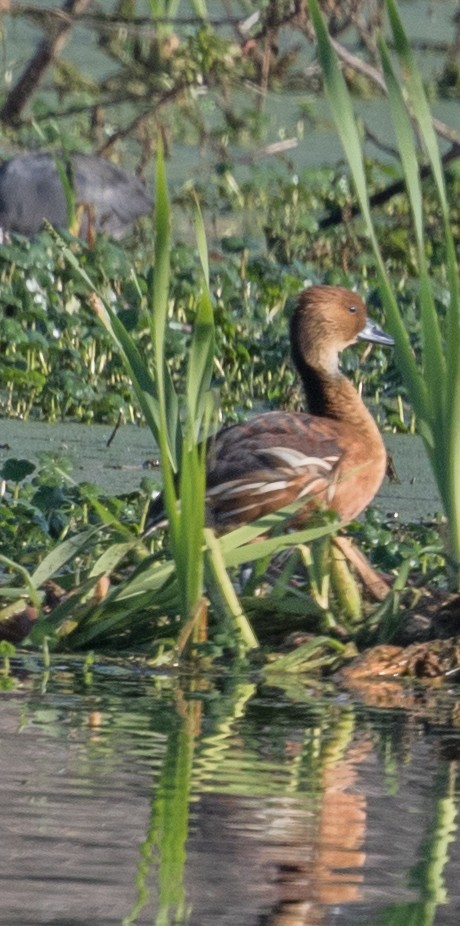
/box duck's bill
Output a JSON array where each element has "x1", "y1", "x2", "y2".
[{"x1": 358, "y1": 318, "x2": 394, "y2": 346}]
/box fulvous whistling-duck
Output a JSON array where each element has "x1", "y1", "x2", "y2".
[{"x1": 146, "y1": 284, "x2": 393, "y2": 535}]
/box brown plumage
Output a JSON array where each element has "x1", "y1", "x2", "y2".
[{"x1": 147, "y1": 284, "x2": 393, "y2": 535}]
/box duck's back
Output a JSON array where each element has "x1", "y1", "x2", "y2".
[{"x1": 205, "y1": 409, "x2": 386, "y2": 532}]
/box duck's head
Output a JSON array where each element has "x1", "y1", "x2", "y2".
[{"x1": 291, "y1": 285, "x2": 394, "y2": 375}]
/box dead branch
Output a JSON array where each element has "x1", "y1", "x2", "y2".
[
  {"x1": 316, "y1": 36, "x2": 460, "y2": 227},
  {"x1": 0, "y1": 0, "x2": 92, "y2": 125}
]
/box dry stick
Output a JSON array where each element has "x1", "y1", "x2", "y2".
[
  {"x1": 330, "y1": 37, "x2": 460, "y2": 146},
  {"x1": 0, "y1": 0, "x2": 92, "y2": 125},
  {"x1": 106, "y1": 410, "x2": 123, "y2": 448},
  {"x1": 320, "y1": 150, "x2": 460, "y2": 229},
  {"x1": 3, "y1": 4, "x2": 245, "y2": 31}
]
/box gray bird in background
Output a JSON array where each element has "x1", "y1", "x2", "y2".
[{"x1": 0, "y1": 152, "x2": 153, "y2": 240}]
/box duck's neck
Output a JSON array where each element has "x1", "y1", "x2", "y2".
[{"x1": 296, "y1": 354, "x2": 375, "y2": 431}]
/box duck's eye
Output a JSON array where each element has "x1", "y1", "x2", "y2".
[{"x1": 348, "y1": 304, "x2": 358, "y2": 314}]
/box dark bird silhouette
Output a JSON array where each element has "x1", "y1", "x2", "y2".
[{"x1": 0, "y1": 152, "x2": 153, "y2": 239}]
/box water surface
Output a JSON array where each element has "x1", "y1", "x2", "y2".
[
  {"x1": 0, "y1": 418, "x2": 443, "y2": 522},
  {"x1": 1, "y1": 657, "x2": 460, "y2": 925}
]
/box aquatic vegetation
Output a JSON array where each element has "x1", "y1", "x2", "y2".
[
  {"x1": 1, "y1": 3, "x2": 459, "y2": 657},
  {"x1": 1, "y1": 155, "x2": 392, "y2": 656},
  {"x1": 310, "y1": 0, "x2": 460, "y2": 590}
]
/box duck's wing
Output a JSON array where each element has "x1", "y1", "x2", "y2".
[{"x1": 206, "y1": 411, "x2": 343, "y2": 532}]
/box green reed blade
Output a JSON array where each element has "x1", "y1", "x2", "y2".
[
  {"x1": 151, "y1": 143, "x2": 181, "y2": 546},
  {"x1": 385, "y1": 0, "x2": 460, "y2": 568},
  {"x1": 386, "y1": 0, "x2": 448, "y2": 210},
  {"x1": 186, "y1": 201, "x2": 215, "y2": 434},
  {"x1": 186, "y1": 286, "x2": 215, "y2": 436},
  {"x1": 99, "y1": 307, "x2": 158, "y2": 418},
  {"x1": 53, "y1": 235, "x2": 171, "y2": 461},
  {"x1": 310, "y1": 0, "x2": 460, "y2": 578},
  {"x1": 204, "y1": 528, "x2": 259, "y2": 650},
  {"x1": 173, "y1": 198, "x2": 216, "y2": 619},
  {"x1": 386, "y1": 0, "x2": 460, "y2": 367},
  {"x1": 30, "y1": 527, "x2": 101, "y2": 589},
  {"x1": 88, "y1": 542, "x2": 140, "y2": 579},
  {"x1": 308, "y1": 0, "x2": 428, "y2": 423},
  {"x1": 54, "y1": 154, "x2": 77, "y2": 232},
  {"x1": 175, "y1": 433, "x2": 206, "y2": 621},
  {"x1": 378, "y1": 37, "x2": 445, "y2": 424},
  {"x1": 194, "y1": 193, "x2": 210, "y2": 286},
  {"x1": 222, "y1": 522, "x2": 341, "y2": 570}
]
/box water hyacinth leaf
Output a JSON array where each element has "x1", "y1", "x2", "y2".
[{"x1": 1, "y1": 458, "x2": 35, "y2": 482}]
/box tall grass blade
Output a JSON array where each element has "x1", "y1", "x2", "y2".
[
  {"x1": 50, "y1": 238, "x2": 168, "y2": 454},
  {"x1": 175, "y1": 428, "x2": 207, "y2": 622},
  {"x1": 54, "y1": 149, "x2": 215, "y2": 633},
  {"x1": 385, "y1": 0, "x2": 460, "y2": 570},
  {"x1": 204, "y1": 528, "x2": 259, "y2": 650},
  {"x1": 385, "y1": 0, "x2": 448, "y2": 210},
  {"x1": 186, "y1": 202, "x2": 215, "y2": 433},
  {"x1": 172, "y1": 201, "x2": 216, "y2": 621},
  {"x1": 150, "y1": 143, "x2": 181, "y2": 542},
  {"x1": 94, "y1": 297, "x2": 176, "y2": 462},
  {"x1": 308, "y1": 0, "x2": 428, "y2": 422},
  {"x1": 309, "y1": 0, "x2": 460, "y2": 578},
  {"x1": 222, "y1": 519, "x2": 342, "y2": 569},
  {"x1": 0, "y1": 556, "x2": 42, "y2": 609},
  {"x1": 30, "y1": 528, "x2": 101, "y2": 589},
  {"x1": 54, "y1": 155, "x2": 77, "y2": 233},
  {"x1": 378, "y1": 38, "x2": 445, "y2": 429}
]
